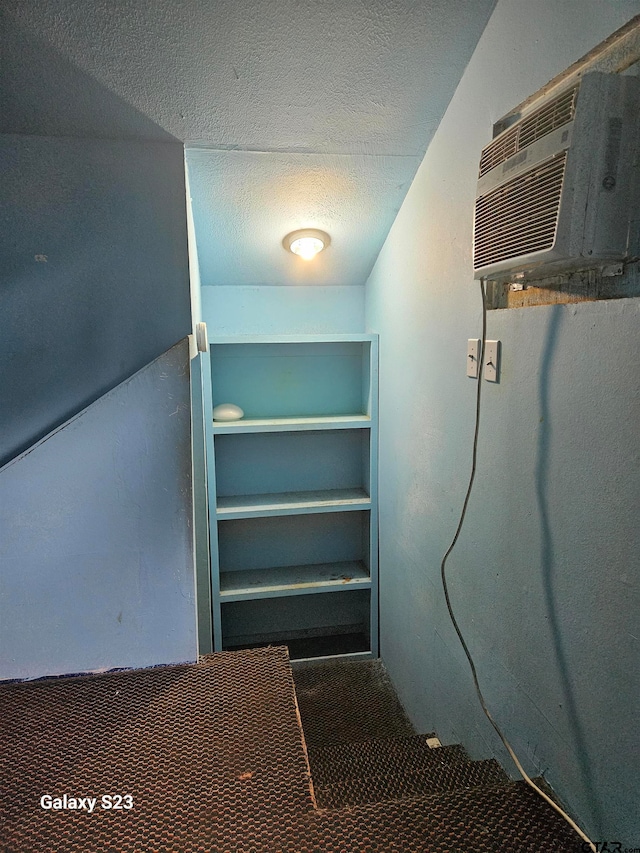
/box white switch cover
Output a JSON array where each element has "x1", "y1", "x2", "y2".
[
  {"x1": 467, "y1": 339, "x2": 480, "y2": 378},
  {"x1": 484, "y1": 340, "x2": 500, "y2": 382}
]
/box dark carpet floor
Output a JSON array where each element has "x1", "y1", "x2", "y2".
[{"x1": 0, "y1": 647, "x2": 584, "y2": 852}]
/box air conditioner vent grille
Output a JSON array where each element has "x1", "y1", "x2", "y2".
[
  {"x1": 478, "y1": 86, "x2": 578, "y2": 177},
  {"x1": 474, "y1": 152, "x2": 567, "y2": 270}
]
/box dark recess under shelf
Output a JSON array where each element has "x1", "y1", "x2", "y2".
[{"x1": 225, "y1": 632, "x2": 370, "y2": 660}]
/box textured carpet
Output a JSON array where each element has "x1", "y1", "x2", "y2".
[
  {"x1": 292, "y1": 657, "x2": 416, "y2": 747},
  {"x1": 0, "y1": 647, "x2": 584, "y2": 852}
]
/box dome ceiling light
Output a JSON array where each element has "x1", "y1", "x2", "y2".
[{"x1": 283, "y1": 229, "x2": 331, "y2": 261}]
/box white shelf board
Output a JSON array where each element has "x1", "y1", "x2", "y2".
[
  {"x1": 291, "y1": 651, "x2": 374, "y2": 665},
  {"x1": 209, "y1": 334, "x2": 376, "y2": 344},
  {"x1": 219, "y1": 561, "x2": 371, "y2": 601},
  {"x1": 211, "y1": 415, "x2": 371, "y2": 434},
  {"x1": 216, "y1": 488, "x2": 371, "y2": 519}
]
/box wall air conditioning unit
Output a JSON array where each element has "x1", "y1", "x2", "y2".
[{"x1": 473, "y1": 72, "x2": 640, "y2": 282}]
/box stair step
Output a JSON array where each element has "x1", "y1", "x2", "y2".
[
  {"x1": 315, "y1": 757, "x2": 510, "y2": 808},
  {"x1": 308, "y1": 734, "x2": 469, "y2": 786},
  {"x1": 294, "y1": 781, "x2": 583, "y2": 852},
  {"x1": 293, "y1": 658, "x2": 417, "y2": 747}
]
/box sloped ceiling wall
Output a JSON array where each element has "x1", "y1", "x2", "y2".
[{"x1": 1, "y1": 0, "x2": 497, "y2": 287}]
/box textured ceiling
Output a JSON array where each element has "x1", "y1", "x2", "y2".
[
  {"x1": 2, "y1": 0, "x2": 497, "y2": 286},
  {"x1": 187, "y1": 150, "x2": 421, "y2": 287}
]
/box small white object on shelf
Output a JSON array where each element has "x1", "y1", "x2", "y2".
[{"x1": 213, "y1": 403, "x2": 244, "y2": 422}]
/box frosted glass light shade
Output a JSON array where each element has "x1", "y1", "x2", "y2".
[
  {"x1": 283, "y1": 229, "x2": 330, "y2": 261},
  {"x1": 291, "y1": 236, "x2": 324, "y2": 259}
]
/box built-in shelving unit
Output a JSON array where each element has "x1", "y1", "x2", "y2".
[{"x1": 200, "y1": 334, "x2": 378, "y2": 659}]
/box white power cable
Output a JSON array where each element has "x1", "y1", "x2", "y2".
[{"x1": 439, "y1": 278, "x2": 596, "y2": 853}]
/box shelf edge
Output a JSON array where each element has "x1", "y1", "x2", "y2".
[{"x1": 219, "y1": 577, "x2": 372, "y2": 602}]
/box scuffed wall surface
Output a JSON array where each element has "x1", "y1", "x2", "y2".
[
  {"x1": 0, "y1": 340, "x2": 196, "y2": 681},
  {"x1": 0, "y1": 134, "x2": 191, "y2": 468},
  {"x1": 366, "y1": 0, "x2": 640, "y2": 844}
]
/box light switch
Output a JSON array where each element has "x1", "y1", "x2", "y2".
[
  {"x1": 484, "y1": 340, "x2": 500, "y2": 382},
  {"x1": 467, "y1": 339, "x2": 480, "y2": 378}
]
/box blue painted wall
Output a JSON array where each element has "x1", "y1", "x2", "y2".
[
  {"x1": 366, "y1": 0, "x2": 640, "y2": 844},
  {"x1": 0, "y1": 340, "x2": 196, "y2": 681},
  {"x1": 1, "y1": 134, "x2": 191, "y2": 468},
  {"x1": 201, "y1": 285, "x2": 365, "y2": 335}
]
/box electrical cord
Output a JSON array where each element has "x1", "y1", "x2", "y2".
[{"x1": 439, "y1": 277, "x2": 596, "y2": 853}]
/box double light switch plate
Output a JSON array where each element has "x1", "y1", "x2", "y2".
[{"x1": 467, "y1": 339, "x2": 500, "y2": 382}]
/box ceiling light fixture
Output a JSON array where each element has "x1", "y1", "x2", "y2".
[{"x1": 283, "y1": 229, "x2": 331, "y2": 261}]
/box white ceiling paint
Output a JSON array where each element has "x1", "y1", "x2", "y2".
[{"x1": 2, "y1": 0, "x2": 497, "y2": 286}]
